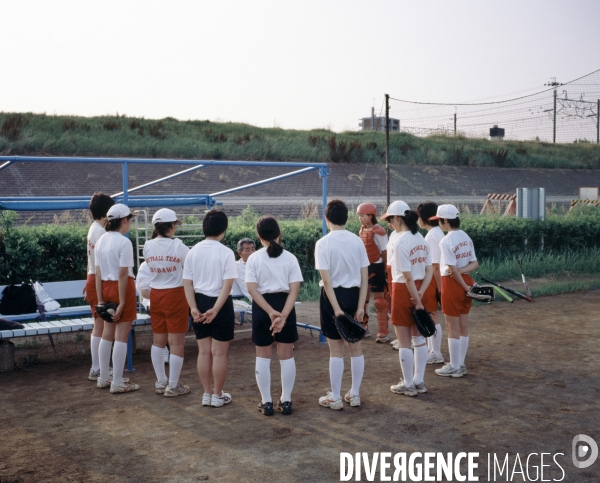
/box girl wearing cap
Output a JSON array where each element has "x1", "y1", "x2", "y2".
[
  {"x1": 382, "y1": 201, "x2": 432, "y2": 397},
  {"x1": 356, "y1": 203, "x2": 389, "y2": 343},
  {"x1": 416, "y1": 202, "x2": 445, "y2": 365},
  {"x1": 94, "y1": 203, "x2": 140, "y2": 393},
  {"x1": 143, "y1": 208, "x2": 191, "y2": 397},
  {"x1": 431, "y1": 204, "x2": 478, "y2": 378},
  {"x1": 246, "y1": 216, "x2": 303, "y2": 416}
]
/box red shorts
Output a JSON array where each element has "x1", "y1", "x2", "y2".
[
  {"x1": 441, "y1": 274, "x2": 475, "y2": 317},
  {"x1": 86, "y1": 274, "x2": 99, "y2": 318},
  {"x1": 422, "y1": 277, "x2": 438, "y2": 313},
  {"x1": 101, "y1": 278, "x2": 137, "y2": 322},
  {"x1": 391, "y1": 280, "x2": 421, "y2": 327},
  {"x1": 150, "y1": 287, "x2": 189, "y2": 334}
]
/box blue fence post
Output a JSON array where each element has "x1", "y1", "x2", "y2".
[
  {"x1": 122, "y1": 162, "x2": 129, "y2": 205},
  {"x1": 319, "y1": 166, "x2": 330, "y2": 236}
]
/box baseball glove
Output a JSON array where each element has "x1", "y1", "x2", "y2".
[
  {"x1": 333, "y1": 313, "x2": 367, "y2": 343},
  {"x1": 95, "y1": 302, "x2": 118, "y2": 322},
  {"x1": 412, "y1": 308, "x2": 436, "y2": 338},
  {"x1": 466, "y1": 284, "x2": 494, "y2": 304}
]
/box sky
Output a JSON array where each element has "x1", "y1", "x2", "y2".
[{"x1": 1, "y1": 0, "x2": 599, "y2": 132}]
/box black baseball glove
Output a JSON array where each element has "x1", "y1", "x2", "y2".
[
  {"x1": 95, "y1": 302, "x2": 118, "y2": 322},
  {"x1": 466, "y1": 284, "x2": 494, "y2": 304},
  {"x1": 412, "y1": 308, "x2": 436, "y2": 338},
  {"x1": 333, "y1": 313, "x2": 367, "y2": 343}
]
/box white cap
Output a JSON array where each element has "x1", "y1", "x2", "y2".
[
  {"x1": 381, "y1": 200, "x2": 410, "y2": 220},
  {"x1": 430, "y1": 204, "x2": 459, "y2": 220},
  {"x1": 106, "y1": 203, "x2": 133, "y2": 220},
  {"x1": 152, "y1": 208, "x2": 182, "y2": 225}
]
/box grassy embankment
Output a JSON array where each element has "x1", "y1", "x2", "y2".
[{"x1": 1, "y1": 112, "x2": 599, "y2": 169}]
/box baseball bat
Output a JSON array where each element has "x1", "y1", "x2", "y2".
[
  {"x1": 476, "y1": 273, "x2": 533, "y2": 302},
  {"x1": 516, "y1": 260, "x2": 532, "y2": 299},
  {"x1": 492, "y1": 285, "x2": 513, "y2": 303}
]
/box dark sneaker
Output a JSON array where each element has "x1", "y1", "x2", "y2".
[
  {"x1": 277, "y1": 400, "x2": 292, "y2": 415},
  {"x1": 257, "y1": 401, "x2": 274, "y2": 416}
]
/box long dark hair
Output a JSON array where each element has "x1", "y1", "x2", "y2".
[
  {"x1": 400, "y1": 210, "x2": 420, "y2": 235},
  {"x1": 151, "y1": 222, "x2": 176, "y2": 239},
  {"x1": 256, "y1": 216, "x2": 283, "y2": 258},
  {"x1": 105, "y1": 214, "x2": 132, "y2": 232}
]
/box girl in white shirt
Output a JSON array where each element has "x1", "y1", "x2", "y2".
[
  {"x1": 382, "y1": 200, "x2": 432, "y2": 397},
  {"x1": 143, "y1": 208, "x2": 190, "y2": 398},
  {"x1": 94, "y1": 203, "x2": 139, "y2": 394},
  {"x1": 246, "y1": 216, "x2": 303, "y2": 416}
]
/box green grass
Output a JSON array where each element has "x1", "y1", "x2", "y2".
[{"x1": 1, "y1": 112, "x2": 599, "y2": 168}]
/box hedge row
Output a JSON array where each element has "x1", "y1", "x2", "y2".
[{"x1": 0, "y1": 208, "x2": 598, "y2": 285}]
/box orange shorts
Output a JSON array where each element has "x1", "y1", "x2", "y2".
[
  {"x1": 149, "y1": 287, "x2": 189, "y2": 334},
  {"x1": 101, "y1": 278, "x2": 137, "y2": 322},
  {"x1": 86, "y1": 274, "x2": 99, "y2": 318},
  {"x1": 441, "y1": 274, "x2": 475, "y2": 317},
  {"x1": 422, "y1": 277, "x2": 438, "y2": 313},
  {"x1": 391, "y1": 280, "x2": 421, "y2": 327}
]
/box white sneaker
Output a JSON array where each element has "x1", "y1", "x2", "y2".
[
  {"x1": 155, "y1": 381, "x2": 168, "y2": 394},
  {"x1": 211, "y1": 391, "x2": 232, "y2": 407},
  {"x1": 460, "y1": 364, "x2": 467, "y2": 375},
  {"x1": 426, "y1": 352, "x2": 444, "y2": 364},
  {"x1": 390, "y1": 380, "x2": 418, "y2": 396},
  {"x1": 202, "y1": 393, "x2": 212, "y2": 406},
  {"x1": 435, "y1": 363, "x2": 464, "y2": 378},
  {"x1": 344, "y1": 391, "x2": 361, "y2": 407},
  {"x1": 110, "y1": 381, "x2": 140, "y2": 394},
  {"x1": 319, "y1": 391, "x2": 344, "y2": 410},
  {"x1": 414, "y1": 381, "x2": 427, "y2": 394}
]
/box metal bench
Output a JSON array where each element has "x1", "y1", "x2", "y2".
[{"x1": 0, "y1": 280, "x2": 152, "y2": 370}]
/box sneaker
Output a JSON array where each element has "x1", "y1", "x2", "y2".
[
  {"x1": 414, "y1": 381, "x2": 427, "y2": 394},
  {"x1": 164, "y1": 383, "x2": 190, "y2": 398},
  {"x1": 426, "y1": 352, "x2": 445, "y2": 364},
  {"x1": 343, "y1": 391, "x2": 361, "y2": 407},
  {"x1": 97, "y1": 375, "x2": 129, "y2": 389},
  {"x1": 211, "y1": 391, "x2": 232, "y2": 407},
  {"x1": 155, "y1": 381, "x2": 168, "y2": 394},
  {"x1": 435, "y1": 363, "x2": 464, "y2": 378},
  {"x1": 88, "y1": 367, "x2": 113, "y2": 381},
  {"x1": 375, "y1": 334, "x2": 389, "y2": 343},
  {"x1": 318, "y1": 392, "x2": 344, "y2": 410},
  {"x1": 202, "y1": 393, "x2": 212, "y2": 406},
  {"x1": 277, "y1": 400, "x2": 293, "y2": 415},
  {"x1": 460, "y1": 364, "x2": 467, "y2": 375},
  {"x1": 110, "y1": 381, "x2": 140, "y2": 394},
  {"x1": 391, "y1": 340, "x2": 399, "y2": 351},
  {"x1": 257, "y1": 401, "x2": 274, "y2": 416},
  {"x1": 164, "y1": 347, "x2": 170, "y2": 365},
  {"x1": 390, "y1": 380, "x2": 418, "y2": 396}
]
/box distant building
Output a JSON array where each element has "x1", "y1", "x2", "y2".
[{"x1": 359, "y1": 107, "x2": 399, "y2": 132}]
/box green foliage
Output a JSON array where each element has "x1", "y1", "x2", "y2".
[{"x1": 1, "y1": 112, "x2": 599, "y2": 168}]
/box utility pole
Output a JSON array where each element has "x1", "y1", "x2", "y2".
[
  {"x1": 385, "y1": 94, "x2": 390, "y2": 209},
  {"x1": 545, "y1": 77, "x2": 561, "y2": 143}
]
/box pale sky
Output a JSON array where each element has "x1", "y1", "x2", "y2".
[{"x1": 2, "y1": 0, "x2": 599, "y2": 132}]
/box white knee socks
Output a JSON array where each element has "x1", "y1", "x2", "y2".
[
  {"x1": 399, "y1": 348, "x2": 414, "y2": 386},
  {"x1": 350, "y1": 355, "x2": 364, "y2": 397},
  {"x1": 255, "y1": 357, "x2": 272, "y2": 404},
  {"x1": 90, "y1": 335, "x2": 101, "y2": 372},
  {"x1": 169, "y1": 354, "x2": 184, "y2": 388},
  {"x1": 460, "y1": 335, "x2": 469, "y2": 366},
  {"x1": 98, "y1": 339, "x2": 112, "y2": 381},
  {"x1": 433, "y1": 324, "x2": 442, "y2": 355},
  {"x1": 111, "y1": 341, "x2": 128, "y2": 386},
  {"x1": 413, "y1": 345, "x2": 428, "y2": 385},
  {"x1": 151, "y1": 345, "x2": 168, "y2": 385},
  {"x1": 329, "y1": 357, "x2": 344, "y2": 400},
  {"x1": 280, "y1": 358, "x2": 296, "y2": 403},
  {"x1": 448, "y1": 337, "x2": 461, "y2": 370}
]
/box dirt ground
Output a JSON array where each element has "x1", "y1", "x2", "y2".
[{"x1": 1, "y1": 291, "x2": 599, "y2": 483}]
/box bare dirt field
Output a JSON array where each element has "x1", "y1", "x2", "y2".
[{"x1": 1, "y1": 291, "x2": 599, "y2": 482}]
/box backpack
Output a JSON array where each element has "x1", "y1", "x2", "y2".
[{"x1": 0, "y1": 283, "x2": 38, "y2": 315}]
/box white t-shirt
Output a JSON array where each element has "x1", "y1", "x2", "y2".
[
  {"x1": 136, "y1": 261, "x2": 151, "y2": 310},
  {"x1": 246, "y1": 248, "x2": 304, "y2": 294},
  {"x1": 87, "y1": 221, "x2": 105, "y2": 275},
  {"x1": 315, "y1": 230, "x2": 370, "y2": 288},
  {"x1": 95, "y1": 231, "x2": 135, "y2": 280},
  {"x1": 425, "y1": 226, "x2": 444, "y2": 265},
  {"x1": 391, "y1": 231, "x2": 431, "y2": 283},
  {"x1": 183, "y1": 240, "x2": 237, "y2": 297},
  {"x1": 231, "y1": 260, "x2": 252, "y2": 300},
  {"x1": 439, "y1": 230, "x2": 477, "y2": 276},
  {"x1": 386, "y1": 230, "x2": 401, "y2": 267},
  {"x1": 143, "y1": 237, "x2": 190, "y2": 289}
]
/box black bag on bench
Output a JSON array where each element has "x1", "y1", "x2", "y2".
[{"x1": 0, "y1": 283, "x2": 38, "y2": 315}]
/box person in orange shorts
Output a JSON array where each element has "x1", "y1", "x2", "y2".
[
  {"x1": 430, "y1": 204, "x2": 479, "y2": 378},
  {"x1": 94, "y1": 203, "x2": 140, "y2": 394},
  {"x1": 143, "y1": 208, "x2": 191, "y2": 397},
  {"x1": 382, "y1": 201, "x2": 432, "y2": 397}
]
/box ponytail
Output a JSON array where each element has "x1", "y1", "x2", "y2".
[
  {"x1": 151, "y1": 222, "x2": 175, "y2": 239},
  {"x1": 256, "y1": 215, "x2": 283, "y2": 258},
  {"x1": 400, "y1": 210, "x2": 420, "y2": 235}
]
